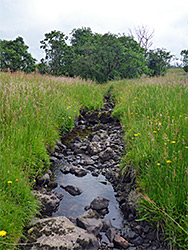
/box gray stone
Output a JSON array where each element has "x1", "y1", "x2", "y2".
[
  {"x1": 74, "y1": 168, "x2": 88, "y2": 177},
  {"x1": 99, "y1": 147, "x2": 115, "y2": 163},
  {"x1": 36, "y1": 173, "x2": 50, "y2": 186},
  {"x1": 90, "y1": 196, "x2": 109, "y2": 210},
  {"x1": 26, "y1": 216, "x2": 99, "y2": 250},
  {"x1": 88, "y1": 142, "x2": 102, "y2": 155},
  {"x1": 114, "y1": 234, "x2": 129, "y2": 248},
  {"x1": 76, "y1": 217, "x2": 103, "y2": 236},
  {"x1": 61, "y1": 184, "x2": 83, "y2": 196},
  {"x1": 32, "y1": 190, "x2": 60, "y2": 215}
]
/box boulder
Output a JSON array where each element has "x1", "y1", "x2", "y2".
[
  {"x1": 32, "y1": 190, "x2": 60, "y2": 216},
  {"x1": 61, "y1": 185, "x2": 83, "y2": 196},
  {"x1": 25, "y1": 216, "x2": 99, "y2": 250},
  {"x1": 90, "y1": 196, "x2": 109, "y2": 211}
]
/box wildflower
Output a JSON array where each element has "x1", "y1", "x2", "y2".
[
  {"x1": 134, "y1": 134, "x2": 138, "y2": 137},
  {"x1": 185, "y1": 146, "x2": 188, "y2": 149},
  {"x1": 0, "y1": 230, "x2": 7, "y2": 236},
  {"x1": 7, "y1": 181, "x2": 12, "y2": 184},
  {"x1": 179, "y1": 115, "x2": 182, "y2": 117},
  {"x1": 171, "y1": 141, "x2": 176, "y2": 144},
  {"x1": 153, "y1": 131, "x2": 157, "y2": 133},
  {"x1": 166, "y1": 160, "x2": 172, "y2": 164},
  {"x1": 34, "y1": 179, "x2": 36, "y2": 182},
  {"x1": 164, "y1": 143, "x2": 167, "y2": 145},
  {"x1": 157, "y1": 163, "x2": 161, "y2": 166},
  {"x1": 69, "y1": 116, "x2": 71, "y2": 119},
  {"x1": 159, "y1": 122, "x2": 162, "y2": 126},
  {"x1": 16, "y1": 179, "x2": 18, "y2": 182}
]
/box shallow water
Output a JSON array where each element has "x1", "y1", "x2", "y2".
[{"x1": 52, "y1": 161, "x2": 125, "y2": 229}]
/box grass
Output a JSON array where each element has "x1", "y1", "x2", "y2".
[
  {"x1": 112, "y1": 72, "x2": 188, "y2": 249},
  {"x1": 0, "y1": 72, "x2": 107, "y2": 249},
  {"x1": 0, "y1": 70, "x2": 187, "y2": 249}
]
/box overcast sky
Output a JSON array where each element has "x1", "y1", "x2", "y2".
[{"x1": 0, "y1": 0, "x2": 188, "y2": 63}]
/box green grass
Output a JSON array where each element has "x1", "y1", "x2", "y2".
[
  {"x1": 0, "y1": 72, "x2": 107, "y2": 249},
  {"x1": 0, "y1": 70, "x2": 187, "y2": 249},
  {"x1": 112, "y1": 73, "x2": 188, "y2": 249}
]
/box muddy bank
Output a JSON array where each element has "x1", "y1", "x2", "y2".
[{"x1": 22, "y1": 97, "x2": 168, "y2": 249}]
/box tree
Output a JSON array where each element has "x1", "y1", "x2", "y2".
[
  {"x1": 180, "y1": 49, "x2": 188, "y2": 72},
  {"x1": 69, "y1": 28, "x2": 149, "y2": 82},
  {"x1": 147, "y1": 48, "x2": 173, "y2": 76},
  {"x1": 39, "y1": 30, "x2": 68, "y2": 75},
  {"x1": 129, "y1": 25, "x2": 154, "y2": 50},
  {"x1": 0, "y1": 37, "x2": 36, "y2": 73}
]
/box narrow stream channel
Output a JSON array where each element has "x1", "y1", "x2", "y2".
[{"x1": 52, "y1": 160, "x2": 125, "y2": 230}]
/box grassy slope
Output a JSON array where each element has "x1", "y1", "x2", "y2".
[
  {"x1": 0, "y1": 72, "x2": 107, "y2": 249},
  {"x1": 112, "y1": 70, "x2": 188, "y2": 249}
]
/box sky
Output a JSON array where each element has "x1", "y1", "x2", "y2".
[{"x1": 0, "y1": 0, "x2": 188, "y2": 64}]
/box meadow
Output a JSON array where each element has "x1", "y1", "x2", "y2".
[
  {"x1": 112, "y1": 71, "x2": 188, "y2": 249},
  {"x1": 0, "y1": 70, "x2": 187, "y2": 249},
  {"x1": 0, "y1": 72, "x2": 107, "y2": 249}
]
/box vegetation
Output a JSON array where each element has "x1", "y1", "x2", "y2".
[
  {"x1": 112, "y1": 72, "x2": 188, "y2": 249},
  {"x1": 0, "y1": 27, "x2": 173, "y2": 82},
  {"x1": 180, "y1": 49, "x2": 188, "y2": 72},
  {"x1": 0, "y1": 72, "x2": 107, "y2": 249},
  {"x1": 0, "y1": 37, "x2": 36, "y2": 73}
]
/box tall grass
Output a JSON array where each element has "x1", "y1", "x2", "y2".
[
  {"x1": 112, "y1": 74, "x2": 188, "y2": 249},
  {"x1": 0, "y1": 72, "x2": 106, "y2": 249}
]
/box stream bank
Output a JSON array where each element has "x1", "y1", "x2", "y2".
[{"x1": 22, "y1": 97, "x2": 168, "y2": 249}]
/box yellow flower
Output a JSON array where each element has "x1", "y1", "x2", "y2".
[
  {"x1": 185, "y1": 146, "x2": 188, "y2": 149},
  {"x1": 134, "y1": 134, "x2": 138, "y2": 137},
  {"x1": 0, "y1": 230, "x2": 7, "y2": 236},
  {"x1": 171, "y1": 141, "x2": 176, "y2": 144},
  {"x1": 16, "y1": 179, "x2": 18, "y2": 182},
  {"x1": 164, "y1": 143, "x2": 167, "y2": 145},
  {"x1": 153, "y1": 131, "x2": 157, "y2": 133},
  {"x1": 69, "y1": 116, "x2": 71, "y2": 119},
  {"x1": 166, "y1": 160, "x2": 172, "y2": 164},
  {"x1": 157, "y1": 163, "x2": 161, "y2": 166},
  {"x1": 7, "y1": 181, "x2": 12, "y2": 184},
  {"x1": 34, "y1": 179, "x2": 36, "y2": 182}
]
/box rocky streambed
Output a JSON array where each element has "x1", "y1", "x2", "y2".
[{"x1": 22, "y1": 97, "x2": 168, "y2": 250}]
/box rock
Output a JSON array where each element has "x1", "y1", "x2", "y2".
[
  {"x1": 60, "y1": 165, "x2": 72, "y2": 174},
  {"x1": 101, "y1": 218, "x2": 112, "y2": 232},
  {"x1": 88, "y1": 142, "x2": 102, "y2": 155},
  {"x1": 105, "y1": 227, "x2": 117, "y2": 242},
  {"x1": 114, "y1": 234, "x2": 129, "y2": 248},
  {"x1": 90, "y1": 196, "x2": 109, "y2": 211},
  {"x1": 36, "y1": 173, "x2": 50, "y2": 186},
  {"x1": 99, "y1": 111, "x2": 114, "y2": 124},
  {"x1": 33, "y1": 190, "x2": 60, "y2": 215},
  {"x1": 76, "y1": 217, "x2": 103, "y2": 236},
  {"x1": 99, "y1": 147, "x2": 115, "y2": 163},
  {"x1": 61, "y1": 185, "x2": 83, "y2": 196},
  {"x1": 47, "y1": 181, "x2": 58, "y2": 189},
  {"x1": 49, "y1": 156, "x2": 59, "y2": 162},
  {"x1": 74, "y1": 168, "x2": 88, "y2": 177},
  {"x1": 25, "y1": 216, "x2": 99, "y2": 250}
]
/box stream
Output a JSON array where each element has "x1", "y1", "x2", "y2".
[{"x1": 23, "y1": 98, "x2": 168, "y2": 249}]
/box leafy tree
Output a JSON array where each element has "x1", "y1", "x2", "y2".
[
  {"x1": 69, "y1": 28, "x2": 149, "y2": 82},
  {"x1": 180, "y1": 49, "x2": 188, "y2": 72},
  {"x1": 147, "y1": 48, "x2": 173, "y2": 76},
  {"x1": 39, "y1": 30, "x2": 68, "y2": 75},
  {"x1": 0, "y1": 37, "x2": 36, "y2": 73}
]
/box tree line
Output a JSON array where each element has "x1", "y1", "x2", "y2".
[{"x1": 0, "y1": 27, "x2": 185, "y2": 83}]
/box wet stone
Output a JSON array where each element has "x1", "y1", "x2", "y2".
[{"x1": 60, "y1": 185, "x2": 83, "y2": 196}]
